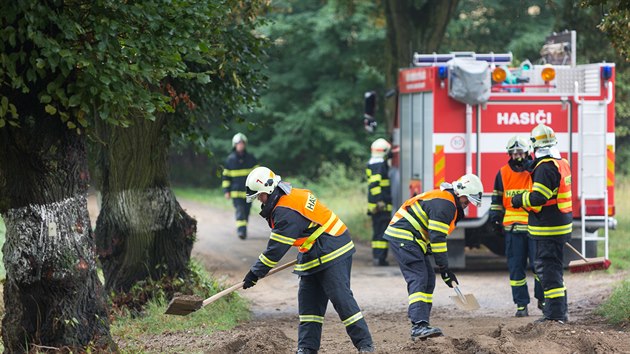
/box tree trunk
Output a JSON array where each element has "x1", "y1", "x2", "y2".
[
  {"x1": 383, "y1": 0, "x2": 459, "y2": 131},
  {"x1": 0, "y1": 118, "x2": 114, "y2": 352},
  {"x1": 93, "y1": 115, "x2": 196, "y2": 292}
]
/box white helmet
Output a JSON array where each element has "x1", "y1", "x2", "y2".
[
  {"x1": 452, "y1": 174, "x2": 483, "y2": 207},
  {"x1": 232, "y1": 133, "x2": 248, "y2": 147},
  {"x1": 245, "y1": 166, "x2": 281, "y2": 203},
  {"x1": 506, "y1": 135, "x2": 530, "y2": 154},
  {"x1": 371, "y1": 138, "x2": 391, "y2": 158},
  {"x1": 530, "y1": 124, "x2": 557, "y2": 149}
]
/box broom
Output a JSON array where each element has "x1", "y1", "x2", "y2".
[{"x1": 565, "y1": 242, "x2": 611, "y2": 273}]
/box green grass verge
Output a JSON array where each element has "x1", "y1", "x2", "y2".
[
  {"x1": 173, "y1": 187, "x2": 233, "y2": 211},
  {"x1": 607, "y1": 176, "x2": 630, "y2": 270},
  {"x1": 111, "y1": 260, "x2": 250, "y2": 352},
  {"x1": 597, "y1": 279, "x2": 630, "y2": 325}
]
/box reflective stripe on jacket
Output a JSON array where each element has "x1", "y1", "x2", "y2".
[
  {"x1": 385, "y1": 189, "x2": 457, "y2": 255},
  {"x1": 500, "y1": 164, "x2": 531, "y2": 227},
  {"x1": 274, "y1": 188, "x2": 347, "y2": 252}
]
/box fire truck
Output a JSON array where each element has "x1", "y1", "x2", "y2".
[{"x1": 390, "y1": 32, "x2": 616, "y2": 268}]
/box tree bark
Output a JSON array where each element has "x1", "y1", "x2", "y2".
[
  {"x1": 93, "y1": 115, "x2": 196, "y2": 292},
  {"x1": 383, "y1": 0, "x2": 459, "y2": 131},
  {"x1": 0, "y1": 118, "x2": 114, "y2": 352}
]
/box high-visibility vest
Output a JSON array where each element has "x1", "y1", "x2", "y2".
[
  {"x1": 500, "y1": 164, "x2": 531, "y2": 226},
  {"x1": 531, "y1": 158, "x2": 573, "y2": 213},
  {"x1": 392, "y1": 189, "x2": 458, "y2": 238},
  {"x1": 274, "y1": 188, "x2": 347, "y2": 252}
]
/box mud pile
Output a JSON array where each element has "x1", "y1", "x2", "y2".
[{"x1": 208, "y1": 326, "x2": 294, "y2": 354}]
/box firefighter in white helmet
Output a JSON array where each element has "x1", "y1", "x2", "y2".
[
  {"x1": 510, "y1": 123, "x2": 572, "y2": 324},
  {"x1": 366, "y1": 138, "x2": 393, "y2": 266},
  {"x1": 222, "y1": 133, "x2": 258, "y2": 240},
  {"x1": 242, "y1": 167, "x2": 375, "y2": 353},
  {"x1": 384, "y1": 173, "x2": 483, "y2": 340},
  {"x1": 490, "y1": 136, "x2": 544, "y2": 317}
]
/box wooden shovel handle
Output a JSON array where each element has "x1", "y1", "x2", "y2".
[{"x1": 201, "y1": 259, "x2": 297, "y2": 307}]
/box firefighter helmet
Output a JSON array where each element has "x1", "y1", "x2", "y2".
[
  {"x1": 452, "y1": 174, "x2": 483, "y2": 207},
  {"x1": 506, "y1": 136, "x2": 530, "y2": 154},
  {"x1": 371, "y1": 138, "x2": 391, "y2": 158},
  {"x1": 245, "y1": 166, "x2": 281, "y2": 203},
  {"x1": 232, "y1": 133, "x2": 248, "y2": 147},
  {"x1": 530, "y1": 124, "x2": 557, "y2": 149}
]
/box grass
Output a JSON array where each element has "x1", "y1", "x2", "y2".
[
  {"x1": 0, "y1": 216, "x2": 5, "y2": 279},
  {"x1": 597, "y1": 280, "x2": 630, "y2": 325},
  {"x1": 173, "y1": 187, "x2": 233, "y2": 211},
  {"x1": 606, "y1": 176, "x2": 630, "y2": 270},
  {"x1": 111, "y1": 263, "x2": 250, "y2": 352}
]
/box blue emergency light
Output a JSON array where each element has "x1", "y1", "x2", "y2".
[
  {"x1": 438, "y1": 66, "x2": 448, "y2": 79},
  {"x1": 602, "y1": 66, "x2": 612, "y2": 80}
]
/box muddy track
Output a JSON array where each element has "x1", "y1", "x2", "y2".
[{"x1": 119, "y1": 200, "x2": 630, "y2": 353}]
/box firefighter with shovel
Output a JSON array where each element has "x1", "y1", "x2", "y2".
[
  {"x1": 490, "y1": 136, "x2": 544, "y2": 317},
  {"x1": 384, "y1": 174, "x2": 483, "y2": 340},
  {"x1": 242, "y1": 167, "x2": 374, "y2": 354}
]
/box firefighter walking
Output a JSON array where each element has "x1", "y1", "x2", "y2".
[
  {"x1": 242, "y1": 167, "x2": 374, "y2": 353},
  {"x1": 384, "y1": 174, "x2": 483, "y2": 339},
  {"x1": 490, "y1": 136, "x2": 544, "y2": 317},
  {"x1": 511, "y1": 124, "x2": 572, "y2": 323},
  {"x1": 366, "y1": 138, "x2": 393, "y2": 266},
  {"x1": 222, "y1": 133, "x2": 258, "y2": 240}
]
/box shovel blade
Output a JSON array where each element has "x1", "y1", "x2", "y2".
[{"x1": 450, "y1": 293, "x2": 480, "y2": 311}]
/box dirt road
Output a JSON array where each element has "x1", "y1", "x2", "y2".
[{"x1": 136, "y1": 200, "x2": 630, "y2": 353}]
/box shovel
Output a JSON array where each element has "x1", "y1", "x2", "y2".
[
  {"x1": 449, "y1": 283, "x2": 480, "y2": 311},
  {"x1": 164, "y1": 259, "x2": 297, "y2": 316}
]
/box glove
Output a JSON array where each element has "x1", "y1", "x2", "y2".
[
  {"x1": 242, "y1": 270, "x2": 258, "y2": 289},
  {"x1": 491, "y1": 221, "x2": 504, "y2": 235},
  {"x1": 376, "y1": 201, "x2": 386, "y2": 212},
  {"x1": 439, "y1": 267, "x2": 458, "y2": 288},
  {"x1": 511, "y1": 194, "x2": 523, "y2": 209}
]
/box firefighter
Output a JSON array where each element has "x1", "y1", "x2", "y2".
[
  {"x1": 384, "y1": 174, "x2": 483, "y2": 340},
  {"x1": 242, "y1": 167, "x2": 374, "y2": 354},
  {"x1": 222, "y1": 133, "x2": 258, "y2": 240},
  {"x1": 366, "y1": 138, "x2": 393, "y2": 266},
  {"x1": 490, "y1": 136, "x2": 544, "y2": 317},
  {"x1": 511, "y1": 124, "x2": 572, "y2": 324}
]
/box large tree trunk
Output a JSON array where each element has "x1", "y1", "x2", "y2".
[
  {"x1": 383, "y1": 0, "x2": 459, "y2": 131},
  {"x1": 93, "y1": 115, "x2": 196, "y2": 292},
  {"x1": 0, "y1": 118, "x2": 114, "y2": 352}
]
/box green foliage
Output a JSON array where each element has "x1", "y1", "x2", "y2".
[
  {"x1": 580, "y1": 1, "x2": 630, "y2": 61},
  {"x1": 0, "y1": 1, "x2": 268, "y2": 136},
  {"x1": 111, "y1": 259, "x2": 250, "y2": 352},
  {"x1": 242, "y1": 0, "x2": 387, "y2": 177},
  {"x1": 597, "y1": 279, "x2": 630, "y2": 325},
  {"x1": 442, "y1": 0, "x2": 556, "y2": 61}
]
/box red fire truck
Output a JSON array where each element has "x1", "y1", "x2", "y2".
[{"x1": 390, "y1": 32, "x2": 616, "y2": 268}]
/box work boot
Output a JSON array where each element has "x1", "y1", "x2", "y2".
[
  {"x1": 515, "y1": 305, "x2": 528, "y2": 317},
  {"x1": 373, "y1": 258, "x2": 389, "y2": 266},
  {"x1": 238, "y1": 231, "x2": 247, "y2": 240},
  {"x1": 534, "y1": 317, "x2": 566, "y2": 325},
  {"x1": 358, "y1": 344, "x2": 375, "y2": 353},
  {"x1": 537, "y1": 300, "x2": 545, "y2": 311},
  {"x1": 296, "y1": 348, "x2": 318, "y2": 354},
  {"x1": 410, "y1": 321, "x2": 443, "y2": 340}
]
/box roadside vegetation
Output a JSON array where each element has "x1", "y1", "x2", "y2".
[{"x1": 0, "y1": 172, "x2": 628, "y2": 344}]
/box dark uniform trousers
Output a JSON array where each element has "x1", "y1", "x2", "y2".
[
  {"x1": 389, "y1": 240, "x2": 435, "y2": 323},
  {"x1": 233, "y1": 197, "x2": 252, "y2": 237},
  {"x1": 505, "y1": 231, "x2": 543, "y2": 306},
  {"x1": 534, "y1": 237, "x2": 568, "y2": 320},
  {"x1": 298, "y1": 257, "x2": 372, "y2": 350},
  {"x1": 371, "y1": 211, "x2": 390, "y2": 262}
]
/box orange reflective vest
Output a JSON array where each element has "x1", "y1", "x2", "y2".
[
  {"x1": 532, "y1": 158, "x2": 573, "y2": 213},
  {"x1": 500, "y1": 164, "x2": 531, "y2": 226},
  {"x1": 392, "y1": 189, "x2": 458, "y2": 239},
  {"x1": 274, "y1": 188, "x2": 347, "y2": 252}
]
